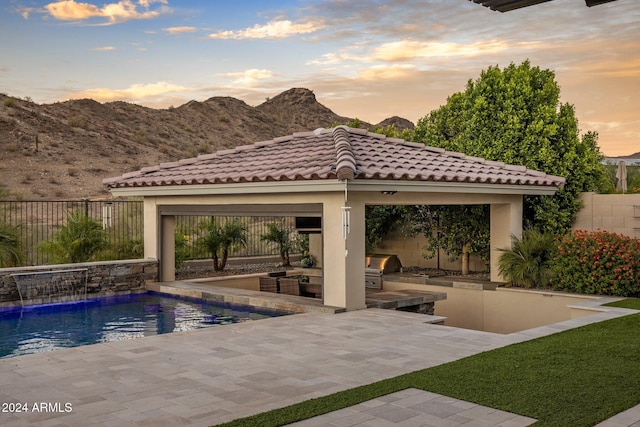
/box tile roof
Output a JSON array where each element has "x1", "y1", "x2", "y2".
[{"x1": 103, "y1": 126, "x2": 565, "y2": 190}]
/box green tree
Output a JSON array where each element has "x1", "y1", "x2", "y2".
[
  {"x1": 411, "y1": 205, "x2": 490, "y2": 275},
  {"x1": 261, "y1": 221, "x2": 293, "y2": 266},
  {"x1": 40, "y1": 211, "x2": 110, "y2": 264},
  {"x1": 0, "y1": 222, "x2": 24, "y2": 267},
  {"x1": 497, "y1": 230, "x2": 556, "y2": 288},
  {"x1": 365, "y1": 205, "x2": 410, "y2": 252},
  {"x1": 199, "y1": 219, "x2": 247, "y2": 271},
  {"x1": 412, "y1": 60, "x2": 606, "y2": 235}
]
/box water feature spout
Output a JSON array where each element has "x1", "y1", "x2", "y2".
[{"x1": 10, "y1": 269, "x2": 89, "y2": 306}]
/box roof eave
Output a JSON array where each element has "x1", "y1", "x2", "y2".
[
  {"x1": 107, "y1": 178, "x2": 561, "y2": 198},
  {"x1": 347, "y1": 180, "x2": 561, "y2": 196}
]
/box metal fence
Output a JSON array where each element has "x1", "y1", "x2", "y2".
[
  {"x1": 175, "y1": 215, "x2": 299, "y2": 260},
  {"x1": 0, "y1": 200, "x2": 143, "y2": 266},
  {"x1": 0, "y1": 200, "x2": 299, "y2": 266}
]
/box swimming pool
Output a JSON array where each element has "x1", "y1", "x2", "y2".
[{"x1": 0, "y1": 291, "x2": 289, "y2": 359}]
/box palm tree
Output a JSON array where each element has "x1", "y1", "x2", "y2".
[
  {"x1": 200, "y1": 219, "x2": 247, "y2": 271},
  {"x1": 261, "y1": 221, "x2": 293, "y2": 266},
  {"x1": 498, "y1": 229, "x2": 556, "y2": 288},
  {"x1": 0, "y1": 221, "x2": 24, "y2": 267},
  {"x1": 40, "y1": 210, "x2": 110, "y2": 264}
]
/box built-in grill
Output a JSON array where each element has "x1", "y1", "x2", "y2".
[{"x1": 365, "y1": 254, "x2": 402, "y2": 289}]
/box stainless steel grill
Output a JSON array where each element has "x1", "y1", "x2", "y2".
[{"x1": 365, "y1": 254, "x2": 402, "y2": 289}]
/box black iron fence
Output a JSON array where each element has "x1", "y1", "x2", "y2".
[
  {"x1": 0, "y1": 200, "x2": 143, "y2": 265},
  {"x1": 175, "y1": 215, "x2": 300, "y2": 261},
  {"x1": 0, "y1": 200, "x2": 300, "y2": 266}
]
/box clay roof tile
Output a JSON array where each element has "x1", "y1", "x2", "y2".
[{"x1": 103, "y1": 126, "x2": 565, "y2": 190}]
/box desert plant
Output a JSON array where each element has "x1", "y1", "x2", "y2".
[
  {"x1": 3, "y1": 97, "x2": 18, "y2": 107},
  {"x1": 111, "y1": 238, "x2": 144, "y2": 260},
  {"x1": 135, "y1": 128, "x2": 148, "y2": 143},
  {"x1": 549, "y1": 230, "x2": 640, "y2": 297},
  {"x1": 0, "y1": 221, "x2": 24, "y2": 267},
  {"x1": 67, "y1": 115, "x2": 86, "y2": 128},
  {"x1": 199, "y1": 219, "x2": 247, "y2": 271},
  {"x1": 261, "y1": 221, "x2": 293, "y2": 266},
  {"x1": 498, "y1": 229, "x2": 556, "y2": 288},
  {"x1": 174, "y1": 232, "x2": 189, "y2": 269},
  {"x1": 40, "y1": 210, "x2": 110, "y2": 264}
]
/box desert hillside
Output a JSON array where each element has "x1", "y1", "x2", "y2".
[{"x1": 0, "y1": 88, "x2": 413, "y2": 200}]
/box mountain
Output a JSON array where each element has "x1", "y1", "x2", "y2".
[{"x1": 0, "y1": 88, "x2": 413, "y2": 200}]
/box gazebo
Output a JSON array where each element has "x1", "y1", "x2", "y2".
[{"x1": 103, "y1": 126, "x2": 564, "y2": 311}]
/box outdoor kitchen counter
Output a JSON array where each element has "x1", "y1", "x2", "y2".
[{"x1": 365, "y1": 288, "x2": 447, "y2": 316}]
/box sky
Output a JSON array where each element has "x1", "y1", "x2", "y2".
[{"x1": 1, "y1": 0, "x2": 638, "y2": 156}]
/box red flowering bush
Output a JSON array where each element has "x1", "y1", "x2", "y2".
[{"x1": 549, "y1": 230, "x2": 640, "y2": 296}]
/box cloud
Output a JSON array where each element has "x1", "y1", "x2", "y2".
[
  {"x1": 70, "y1": 81, "x2": 186, "y2": 102},
  {"x1": 93, "y1": 46, "x2": 116, "y2": 51},
  {"x1": 220, "y1": 69, "x2": 276, "y2": 87},
  {"x1": 33, "y1": 0, "x2": 169, "y2": 24},
  {"x1": 357, "y1": 64, "x2": 416, "y2": 81},
  {"x1": 208, "y1": 19, "x2": 325, "y2": 40},
  {"x1": 163, "y1": 26, "x2": 197, "y2": 35},
  {"x1": 371, "y1": 39, "x2": 511, "y2": 61}
]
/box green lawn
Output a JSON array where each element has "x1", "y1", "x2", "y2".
[
  {"x1": 215, "y1": 300, "x2": 640, "y2": 427},
  {"x1": 604, "y1": 297, "x2": 640, "y2": 310}
]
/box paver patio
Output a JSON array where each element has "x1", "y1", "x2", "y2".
[{"x1": 0, "y1": 299, "x2": 637, "y2": 426}]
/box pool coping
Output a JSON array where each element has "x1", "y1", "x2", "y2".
[{"x1": 146, "y1": 280, "x2": 347, "y2": 314}]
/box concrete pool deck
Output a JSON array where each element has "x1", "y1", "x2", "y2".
[{"x1": 0, "y1": 286, "x2": 638, "y2": 426}]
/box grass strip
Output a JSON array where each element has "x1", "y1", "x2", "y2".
[
  {"x1": 603, "y1": 298, "x2": 640, "y2": 310},
  {"x1": 215, "y1": 313, "x2": 640, "y2": 427}
]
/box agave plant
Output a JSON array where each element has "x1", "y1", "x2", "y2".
[{"x1": 497, "y1": 229, "x2": 556, "y2": 288}]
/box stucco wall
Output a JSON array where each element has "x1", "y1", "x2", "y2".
[
  {"x1": 0, "y1": 259, "x2": 158, "y2": 306},
  {"x1": 383, "y1": 279, "x2": 597, "y2": 334},
  {"x1": 373, "y1": 228, "x2": 486, "y2": 272},
  {"x1": 188, "y1": 273, "x2": 262, "y2": 291},
  {"x1": 574, "y1": 192, "x2": 640, "y2": 238}
]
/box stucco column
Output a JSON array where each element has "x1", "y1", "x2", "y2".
[
  {"x1": 143, "y1": 198, "x2": 159, "y2": 260},
  {"x1": 160, "y1": 215, "x2": 176, "y2": 282},
  {"x1": 322, "y1": 193, "x2": 366, "y2": 310},
  {"x1": 490, "y1": 197, "x2": 523, "y2": 282}
]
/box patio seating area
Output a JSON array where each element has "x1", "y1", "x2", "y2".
[{"x1": 259, "y1": 273, "x2": 322, "y2": 299}]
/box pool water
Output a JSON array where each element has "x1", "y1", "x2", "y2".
[{"x1": 0, "y1": 292, "x2": 288, "y2": 359}]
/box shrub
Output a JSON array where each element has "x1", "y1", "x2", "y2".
[
  {"x1": 67, "y1": 115, "x2": 86, "y2": 128},
  {"x1": 0, "y1": 221, "x2": 24, "y2": 267},
  {"x1": 498, "y1": 230, "x2": 556, "y2": 288},
  {"x1": 3, "y1": 97, "x2": 18, "y2": 107},
  {"x1": 112, "y1": 238, "x2": 144, "y2": 260},
  {"x1": 40, "y1": 211, "x2": 110, "y2": 264},
  {"x1": 549, "y1": 230, "x2": 640, "y2": 297}
]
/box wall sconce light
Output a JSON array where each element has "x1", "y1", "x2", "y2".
[{"x1": 381, "y1": 191, "x2": 397, "y2": 195}]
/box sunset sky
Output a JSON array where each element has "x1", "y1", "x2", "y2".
[{"x1": 1, "y1": 0, "x2": 638, "y2": 156}]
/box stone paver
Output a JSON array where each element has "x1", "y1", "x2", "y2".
[
  {"x1": 290, "y1": 388, "x2": 537, "y2": 427},
  {"x1": 0, "y1": 298, "x2": 638, "y2": 427}
]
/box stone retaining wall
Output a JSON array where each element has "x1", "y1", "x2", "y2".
[{"x1": 0, "y1": 259, "x2": 158, "y2": 306}]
